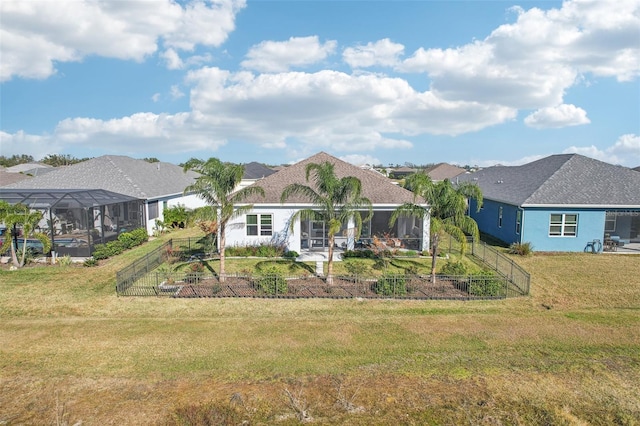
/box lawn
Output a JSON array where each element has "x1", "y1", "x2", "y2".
[{"x1": 1, "y1": 228, "x2": 639, "y2": 425}]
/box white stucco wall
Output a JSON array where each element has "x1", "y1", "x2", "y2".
[
  {"x1": 225, "y1": 206, "x2": 301, "y2": 251},
  {"x1": 145, "y1": 193, "x2": 209, "y2": 235}
]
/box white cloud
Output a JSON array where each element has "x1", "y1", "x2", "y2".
[
  {"x1": 0, "y1": 130, "x2": 62, "y2": 160},
  {"x1": 339, "y1": 154, "x2": 381, "y2": 167},
  {"x1": 53, "y1": 112, "x2": 227, "y2": 155},
  {"x1": 343, "y1": 38, "x2": 405, "y2": 68},
  {"x1": 398, "y1": 0, "x2": 639, "y2": 110},
  {"x1": 1, "y1": 66, "x2": 520, "y2": 161},
  {"x1": 161, "y1": 48, "x2": 184, "y2": 70},
  {"x1": 151, "y1": 93, "x2": 161, "y2": 102},
  {"x1": 524, "y1": 104, "x2": 590, "y2": 129},
  {"x1": 241, "y1": 36, "x2": 337, "y2": 72},
  {"x1": 0, "y1": 0, "x2": 246, "y2": 81},
  {"x1": 170, "y1": 85, "x2": 185, "y2": 100},
  {"x1": 563, "y1": 133, "x2": 640, "y2": 166},
  {"x1": 470, "y1": 154, "x2": 547, "y2": 168},
  {"x1": 184, "y1": 67, "x2": 515, "y2": 154}
]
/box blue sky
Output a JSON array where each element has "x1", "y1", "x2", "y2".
[{"x1": 1, "y1": 0, "x2": 639, "y2": 168}]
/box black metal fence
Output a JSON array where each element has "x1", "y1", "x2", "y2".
[
  {"x1": 116, "y1": 237, "x2": 530, "y2": 299},
  {"x1": 470, "y1": 240, "x2": 531, "y2": 296},
  {"x1": 115, "y1": 237, "x2": 212, "y2": 294},
  {"x1": 116, "y1": 271, "x2": 516, "y2": 300}
]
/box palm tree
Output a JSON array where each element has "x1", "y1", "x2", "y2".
[
  {"x1": 183, "y1": 158, "x2": 265, "y2": 281},
  {"x1": 280, "y1": 161, "x2": 372, "y2": 283},
  {"x1": 0, "y1": 201, "x2": 49, "y2": 268},
  {"x1": 390, "y1": 173, "x2": 483, "y2": 282}
]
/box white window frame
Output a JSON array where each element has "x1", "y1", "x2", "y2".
[
  {"x1": 246, "y1": 214, "x2": 273, "y2": 236},
  {"x1": 516, "y1": 210, "x2": 522, "y2": 235},
  {"x1": 498, "y1": 206, "x2": 503, "y2": 228},
  {"x1": 604, "y1": 212, "x2": 616, "y2": 233},
  {"x1": 549, "y1": 213, "x2": 578, "y2": 237}
]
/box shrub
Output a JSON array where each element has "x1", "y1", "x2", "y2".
[
  {"x1": 163, "y1": 204, "x2": 189, "y2": 228},
  {"x1": 283, "y1": 250, "x2": 299, "y2": 259},
  {"x1": 57, "y1": 254, "x2": 73, "y2": 266},
  {"x1": 344, "y1": 260, "x2": 370, "y2": 277},
  {"x1": 226, "y1": 243, "x2": 284, "y2": 258},
  {"x1": 83, "y1": 257, "x2": 98, "y2": 267},
  {"x1": 184, "y1": 262, "x2": 205, "y2": 284},
  {"x1": 117, "y1": 232, "x2": 136, "y2": 249},
  {"x1": 508, "y1": 242, "x2": 534, "y2": 256},
  {"x1": 440, "y1": 260, "x2": 468, "y2": 276},
  {"x1": 91, "y1": 228, "x2": 148, "y2": 261},
  {"x1": 256, "y1": 265, "x2": 287, "y2": 295},
  {"x1": 469, "y1": 271, "x2": 505, "y2": 297},
  {"x1": 373, "y1": 274, "x2": 406, "y2": 296},
  {"x1": 92, "y1": 244, "x2": 109, "y2": 260},
  {"x1": 403, "y1": 250, "x2": 417, "y2": 257},
  {"x1": 342, "y1": 249, "x2": 375, "y2": 259}
]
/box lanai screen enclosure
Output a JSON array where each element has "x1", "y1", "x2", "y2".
[{"x1": 0, "y1": 188, "x2": 144, "y2": 257}]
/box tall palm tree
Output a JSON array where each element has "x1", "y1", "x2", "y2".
[
  {"x1": 183, "y1": 158, "x2": 265, "y2": 281},
  {"x1": 390, "y1": 173, "x2": 483, "y2": 282},
  {"x1": 280, "y1": 161, "x2": 372, "y2": 283}
]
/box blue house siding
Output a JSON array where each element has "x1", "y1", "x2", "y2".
[
  {"x1": 469, "y1": 199, "x2": 610, "y2": 252},
  {"x1": 469, "y1": 199, "x2": 521, "y2": 245},
  {"x1": 521, "y1": 208, "x2": 605, "y2": 252}
]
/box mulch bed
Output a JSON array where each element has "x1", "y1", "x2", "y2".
[{"x1": 172, "y1": 276, "x2": 471, "y2": 299}]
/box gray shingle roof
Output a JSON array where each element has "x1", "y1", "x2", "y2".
[
  {"x1": 242, "y1": 162, "x2": 276, "y2": 179},
  {"x1": 457, "y1": 154, "x2": 640, "y2": 207},
  {"x1": 241, "y1": 152, "x2": 423, "y2": 205},
  {"x1": 0, "y1": 168, "x2": 33, "y2": 186},
  {"x1": 1, "y1": 155, "x2": 198, "y2": 200}
]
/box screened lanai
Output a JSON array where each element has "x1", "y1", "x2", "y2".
[{"x1": 1, "y1": 188, "x2": 144, "y2": 257}]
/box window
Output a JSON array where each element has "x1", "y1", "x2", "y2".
[
  {"x1": 246, "y1": 214, "x2": 272, "y2": 236},
  {"x1": 549, "y1": 214, "x2": 578, "y2": 237},
  {"x1": 516, "y1": 210, "x2": 522, "y2": 234},
  {"x1": 498, "y1": 206, "x2": 503, "y2": 228},
  {"x1": 605, "y1": 212, "x2": 616, "y2": 233},
  {"x1": 148, "y1": 201, "x2": 159, "y2": 220}
]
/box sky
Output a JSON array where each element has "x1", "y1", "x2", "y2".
[{"x1": 1, "y1": 0, "x2": 639, "y2": 168}]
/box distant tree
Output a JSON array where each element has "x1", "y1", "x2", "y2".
[
  {"x1": 142, "y1": 157, "x2": 160, "y2": 163},
  {"x1": 41, "y1": 154, "x2": 88, "y2": 167},
  {"x1": 0, "y1": 154, "x2": 34, "y2": 167},
  {"x1": 183, "y1": 158, "x2": 265, "y2": 281}
]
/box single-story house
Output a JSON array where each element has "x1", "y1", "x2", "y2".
[
  {"x1": 388, "y1": 166, "x2": 418, "y2": 179},
  {"x1": 1, "y1": 155, "x2": 210, "y2": 255},
  {"x1": 423, "y1": 163, "x2": 467, "y2": 182},
  {"x1": 234, "y1": 162, "x2": 277, "y2": 192},
  {"x1": 225, "y1": 152, "x2": 430, "y2": 254},
  {"x1": 456, "y1": 154, "x2": 640, "y2": 252}
]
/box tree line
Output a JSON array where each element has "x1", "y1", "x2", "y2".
[{"x1": 0, "y1": 154, "x2": 164, "y2": 168}]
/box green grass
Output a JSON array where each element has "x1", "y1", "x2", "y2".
[{"x1": 1, "y1": 228, "x2": 639, "y2": 425}]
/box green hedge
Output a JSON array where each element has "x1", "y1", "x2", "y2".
[{"x1": 92, "y1": 228, "x2": 149, "y2": 260}]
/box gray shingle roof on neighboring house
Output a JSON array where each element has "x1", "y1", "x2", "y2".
[
  {"x1": 1, "y1": 155, "x2": 199, "y2": 200},
  {"x1": 5, "y1": 163, "x2": 53, "y2": 174},
  {"x1": 457, "y1": 154, "x2": 640, "y2": 207},
  {"x1": 241, "y1": 152, "x2": 424, "y2": 205},
  {"x1": 0, "y1": 167, "x2": 33, "y2": 186},
  {"x1": 242, "y1": 162, "x2": 276, "y2": 179}
]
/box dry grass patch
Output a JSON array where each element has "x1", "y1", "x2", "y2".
[{"x1": 1, "y1": 230, "x2": 639, "y2": 424}]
